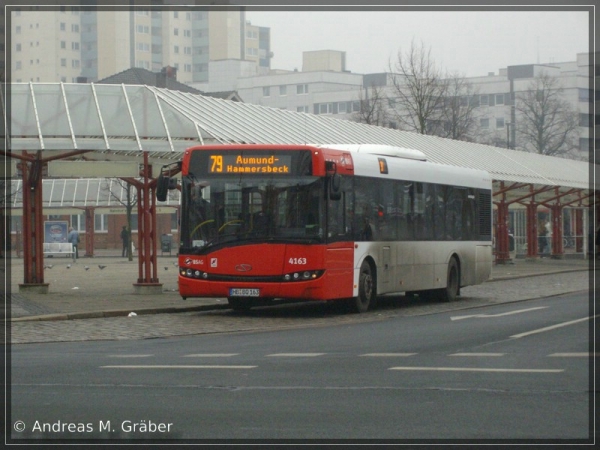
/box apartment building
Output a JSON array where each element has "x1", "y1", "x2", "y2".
[
  {"x1": 199, "y1": 50, "x2": 593, "y2": 159},
  {"x1": 9, "y1": 7, "x2": 268, "y2": 84}
]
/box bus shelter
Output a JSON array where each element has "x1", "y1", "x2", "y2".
[{"x1": 3, "y1": 82, "x2": 597, "y2": 294}]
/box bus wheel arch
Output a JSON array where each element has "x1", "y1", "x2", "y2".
[{"x1": 354, "y1": 257, "x2": 377, "y2": 313}]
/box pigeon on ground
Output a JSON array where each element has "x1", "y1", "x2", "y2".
[
  {"x1": 84, "y1": 266, "x2": 89, "y2": 271},
  {"x1": 164, "y1": 267, "x2": 168, "y2": 271},
  {"x1": 44, "y1": 264, "x2": 53, "y2": 269},
  {"x1": 98, "y1": 265, "x2": 106, "y2": 270},
  {"x1": 66, "y1": 264, "x2": 71, "y2": 269}
]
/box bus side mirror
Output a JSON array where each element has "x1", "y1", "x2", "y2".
[
  {"x1": 156, "y1": 172, "x2": 169, "y2": 202},
  {"x1": 329, "y1": 173, "x2": 342, "y2": 200}
]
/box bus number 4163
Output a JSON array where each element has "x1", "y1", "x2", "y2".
[{"x1": 289, "y1": 258, "x2": 307, "y2": 265}]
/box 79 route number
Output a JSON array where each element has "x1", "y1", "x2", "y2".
[{"x1": 288, "y1": 257, "x2": 307, "y2": 265}]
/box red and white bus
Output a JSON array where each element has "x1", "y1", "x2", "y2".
[{"x1": 162, "y1": 144, "x2": 493, "y2": 312}]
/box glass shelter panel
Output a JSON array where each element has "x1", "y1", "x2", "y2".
[{"x1": 31, "y1": 84, "x2": 72, "y2": 138}]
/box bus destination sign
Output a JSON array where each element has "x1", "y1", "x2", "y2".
[{"x1": 208, "y1": 154, "x2": 292, "y2": 174}]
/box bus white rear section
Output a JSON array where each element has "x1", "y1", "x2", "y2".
[{"x1": 352, "y1": 241, "x2": 492, "y2": 297}]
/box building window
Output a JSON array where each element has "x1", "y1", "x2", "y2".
[
  {"x1": 95, "y1": 214, "x2": 108, "y2": 232},
  {"x1": 279, "y1": 85, "x2": 287, "y2": 96},
  {"x1": 338, "y1": 102, "x2": 347, "y2": 113},
  {"x1": 174, "y1": 45, "x2": 179, "y2": 54},
  {"x1": 16, "y1": 25, "x2": 21, "y2": 34},
  {"x1": 579, "y1": 113, "x2": 593, "y2": 127},
  {"x1": 578, "y1": 88, "x2": 592, "y2": 102},
  {"x1": 174, "y1": 28, "x2": 178, "y2": 36},
  {"x1": 184, "y1": 29, "x2": 191, "y2": 38},
  {"x1": 579, "y1": 138, "x2": 591, "y2": 152},
  {"x1": 262, "y1": 86, "x2": 270, "y2": 97},
  {"x1": 70, "y1": 214, "x2": 85, "y2": 231},
  {"x1": 480, "y1": 118, "x2": 489, "y2": 129},
  {"x1": 15, "y1": 61, "x2": 21, "y2": 70},
  {"x1": 480, "y1": 95, "x2": 488, "y2": 106},
  {"x1": 495, "y1": 94, "x2": 504, "y2": 105},
  {"x1": 297, "y1": 84, "x2": 308, "y2": 94},
  {"x1": 61, "y1": 41, "x2": 66, "y2": 49},
  {"x1": 71, "y1": 24, "x2": 79, "y2": 32},
  {"x1": 60, "y1": 22, "x2": 66, "y2": 31},
  {"x1": 16, "y1": 43, "x2": 21, "y2": 52},
  {"x1": 60, "y1": 58, "x2": 67, "y2": 67},
  {"x1": 71, "y1": 42, "x2": 79, "y2": 50},
  {"x1": 496, "y1": 117, "x2": 505, "y2": 128}
]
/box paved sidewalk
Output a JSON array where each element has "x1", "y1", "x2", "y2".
[{"x1": 2, "y1": 254, "x2": 594, "y2": 323}]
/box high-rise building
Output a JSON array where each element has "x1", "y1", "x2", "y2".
[{"x1": 9, "y1": 7, "x2": 268, "y2": 84}]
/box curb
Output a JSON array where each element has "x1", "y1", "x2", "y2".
[
  {"x1": 8, "y1": 303, "x2": 231, "y2": 323},
  {"x1": 7, "y1": 268, "x2": 591, "y2": 323}
]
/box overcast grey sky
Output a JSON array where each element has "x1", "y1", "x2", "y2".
[{"x1": 245, "y1": 10, "x2": 590, "y2": 77}]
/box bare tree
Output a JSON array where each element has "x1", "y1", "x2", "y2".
[
  {"x1": 514, "y1": 72, "x2": 580, "y2": 157},
  {"x1": 102, "y1": 178, "x2": 137, "y2": 261},
  {"x1": 388, "y1": 39, "x2": 448, "y2": 134},
  {"x1": 433, "y1": 73, "x2": 480, "y2": 141},
  {"x1": 353, "y1": 83, "x2": 391, "y2": 127}
]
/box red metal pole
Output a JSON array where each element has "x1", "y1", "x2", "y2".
[
  {"x1": 551, "y1": 203, "x2": 564, "y2": 258},
  {"x1": 85, "y1": 206, "x2": 95, "y2": 257},
  {"x1": 526, "y1": 202, "x2": 538, "y2": 259},
  {"x1": 495, "y1": 199, "x2": 511, "y2": 263},
  {"x1": 20, "y1": 151, "x2": 46, "y2": 287}
]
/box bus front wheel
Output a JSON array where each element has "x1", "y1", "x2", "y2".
[{"x1": 354, "y1": 260, "x2": 376, "y2": 313}]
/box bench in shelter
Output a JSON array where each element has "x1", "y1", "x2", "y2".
[{"x1": 43, "y1": 242, "x2": 75, "y2": 258}]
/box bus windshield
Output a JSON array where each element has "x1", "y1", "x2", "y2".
[{"x1": 180, "y1": 175, "x2": 324, "y2": 253}]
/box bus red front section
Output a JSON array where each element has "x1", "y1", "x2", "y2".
[{"x1": 178, "y1": 242, "x2": 354, "y2": 301}]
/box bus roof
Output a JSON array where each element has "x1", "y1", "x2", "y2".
[{"x1": 314, "y1": 144, "x2": 427, "y2": 161}]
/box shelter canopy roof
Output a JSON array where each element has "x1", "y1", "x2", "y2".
[{"x1": 3, "y1": 82, "x2": 594, "y2": 197}]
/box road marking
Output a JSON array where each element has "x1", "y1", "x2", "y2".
[
  {"x1": 449, "y1": 353, "x2": 505, "y2": 357},
  {"x1": 548, "y1": 353, "x2": 599, "y2": 357},
  {"x1": 101, "y1": 365, "x2": 256, "y2": 369},
  {"x1": 388, "y1": 366, "x2": 563, "y2": 373},
  {"x1": 107, "y1": 354, "x2": 153, "y2": 358},
  {"x1": 451, "y1": 307, "x2": 547, "y2": 321},
  {"x1": 183, "y1": 354, "x2": 239, "y2": 357},
  {"x1": 266, "y1": 353, "x2": 325, "y2": 357},
  {"x1": 510, "y1": 315, "x2": 598, "y2": 339},
  {"x1": 360, "y1": 353, "x2": 416, "y2": 357}
]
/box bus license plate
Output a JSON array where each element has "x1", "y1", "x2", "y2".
[{"x1": 229, "y1": 288, "x2": 260, "y2": 297}]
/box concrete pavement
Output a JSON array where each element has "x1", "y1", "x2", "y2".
[{"x1": 3, "y1": 253, "x2": 593, "y2": 323}]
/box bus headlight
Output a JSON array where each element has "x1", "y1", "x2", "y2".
[{"x1": 282, "y1": 270, "x2": 324, "y2": 282}]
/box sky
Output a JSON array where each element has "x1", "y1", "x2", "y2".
[{"x1": 244, "y1": 10, "x2": 590, "y2": 77}]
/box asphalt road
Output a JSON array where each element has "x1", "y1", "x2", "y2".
[{"x1": 9, "y1": 291, "x2": 593, "y2": 443}]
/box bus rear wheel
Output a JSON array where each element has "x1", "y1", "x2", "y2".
[
  {"x1": 227, "y1": 297, "x2": 253, "y2": 312},
  {"x1": 439, "y1": 258, "x2": 459, "y2": 302},
  {"x1": 354, "y1": 260, "x2": 376, "y2": 313}
]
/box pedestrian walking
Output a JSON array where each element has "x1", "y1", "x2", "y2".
[
  {"x1": 120, "y1": 225, "x2": 129, "y2": 257},
  {"x1": 67, "y1": 227, "x2": 79, "y2": 260}
]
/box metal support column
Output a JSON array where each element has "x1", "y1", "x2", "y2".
[
  {"x1": 85, "y1": 206, "x2": 95, "y2": 257},
  {"x1": 525, "y1": 201, "x2": 539, "y2": 260},
  {"x1": 130, "y1": 152, "x2": 162, "y2": 294},
  {"x1": 495, "y1": 197, "x2": 511, "y2": 264},
  {"x1": 550, "y1": 203, "x2": 564, "y2": 259},
  {"x1": 19, "y1": 151, "x2": 48, "y2": 293}
]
